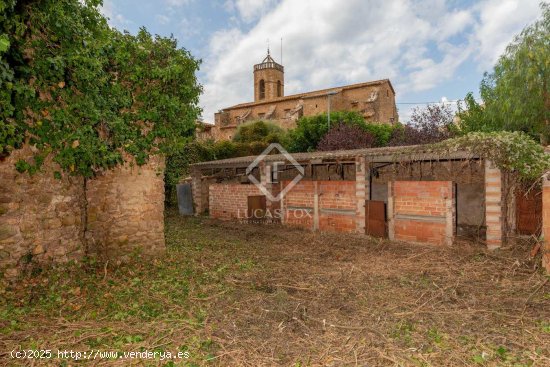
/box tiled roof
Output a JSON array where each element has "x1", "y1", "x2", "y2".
[{"x1": 219, "y1": 79, "x2": 394, "y2": 111}]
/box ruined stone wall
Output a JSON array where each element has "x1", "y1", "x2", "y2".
[
  {"x1": 0, "y1": 147, "x2": 166, "y2": 276},
  {"x1": 0, "y1": 146, "x2": 85, "y2": 277},
  {"x1": 86, "y1": 155, "x2": 166, "y2": 260}
]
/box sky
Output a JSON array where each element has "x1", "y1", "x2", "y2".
[{"x1": 100, "y1": 0, "x2": 543, "y2": 123}]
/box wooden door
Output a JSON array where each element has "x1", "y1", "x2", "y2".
[
  {"x1": 516, "y1": 190, "x2": 542, "y2": 235},
  {"x1": 365, "y1": 200, "x2": 387, "y2": 238},
  {"x1": 247, "y1": 195, "x2": 266, "y2": 223}
]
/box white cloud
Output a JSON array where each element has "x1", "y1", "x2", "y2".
[
  {"x1": 436, "y1": 9, "x2": 474, "y2": 40},
  {"x1": 473, "y1": 0, "x2": 540, "y2": 68},
  {"x1": 165, "y1": 0, "x2": 193, "y2": 7},
  {"x1": 226, "y1": 0, "x2": 278, "y2": 22},
  {"x1": 155, "y1": 14, "x2": 171, "y2": 25},
  {"x1": 403, "y1": 42, "x2": 472, "y2": 92},
  {"x1": 199, "y1": 0, "x2": 543, "y2": 121},
  {"x1": 179, "y1": 18, "x2": 202, "y2": 40}
]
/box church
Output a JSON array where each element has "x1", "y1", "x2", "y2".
[{"x1": 200, "y1": 50, "x2": 399, "y2": 141}]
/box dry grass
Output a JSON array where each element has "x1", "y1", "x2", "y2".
[{"x1": 1, "y1": 210, "x2": 549, "y2": 366}]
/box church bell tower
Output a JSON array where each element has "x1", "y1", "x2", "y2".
[{"x1": 253, "y1": 49, "x2": 284, "y2": 102}]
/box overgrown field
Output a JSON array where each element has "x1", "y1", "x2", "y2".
[{"x1": 1, "y1": 211, "x2": 549, "y2": 366}]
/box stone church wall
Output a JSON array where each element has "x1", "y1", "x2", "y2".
[
  {"x1": 0, "y1": 146, "x2": 165, "y2": 278},
  {"x1": 210, "y1": 80, "x2": 398, "y2": 141}
]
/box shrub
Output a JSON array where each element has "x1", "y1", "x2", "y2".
[
  {"x1": 316, "y1": 124, "x2": 375, "y2": 151},
  {"x1": 232, "y1": 120, "x2": 286, "y2": 144},
  {"x1": 389, "y1": 104, "x2": 455, "y2": 146},
  {"x1": 287, "y1": 111, "x2": 394, "y2": 152}
]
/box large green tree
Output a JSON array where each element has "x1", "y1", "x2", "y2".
[
  {"x1": 0, "y1": 0, "x2": 202, "y2": 176},
  {"x1": 287, "y1": 111, "x2": 395, "y2": 152},
  {"x1": 457, "y1": 2, "x2": 549, "y2": 143}
]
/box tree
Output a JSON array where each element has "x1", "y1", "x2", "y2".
[
  {"x1": 316, "y1": 123, "x2": 375, "y2": 151},
  {"x1": 457, "y1": 2, "x2": 550, "y2": 143},
  {"x1": 287, "y1": 111, "x2": 395, "y2": 152},
  {"x1": 389, "y1": 104, "x2": 454, "y2": 146},
  {"x1": 232, "y1": 120, "x2": 286, "y2": 144},
  {"x1": 0, "y1": 0, "x2": 202, "y2": 176}
]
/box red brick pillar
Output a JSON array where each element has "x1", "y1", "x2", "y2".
[
  {"x1": 191, "y1": 166, "x2": 203, "y2": 215},
  {"x1": 485, "y1": 160, "x2": 503, "y2": 249},
  {"x1": 542, "y1": 175, "x2": 550, "y2": 273},
  {"x1": 355, "y1": 156, "x2": 370, "y2": 233},
  {"x1": 313, "y1": 181, "x2": 319, "y2": 231}
]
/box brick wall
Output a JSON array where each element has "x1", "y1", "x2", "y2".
[
  {"x1": 283, "y1": 181, "x2": 315, "y2": 229},
  {"x1": 209, "y1": 183, "x2": 263, "y2": 220},
  {"x1": 282, "y1": 180, "x2": 356, "y2": 233},
  {"x1": 389, "y1": 181, "x2": 455, "y2": 245},
  {"x1": 318, "y1": 181, "x2": 356, "y2": 232}
]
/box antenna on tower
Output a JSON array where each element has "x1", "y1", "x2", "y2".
[
  {"x1": 280, "y1": 37, "x2": 283, "y2": 64},
  {"x1": 267, "y1": 38, "x2": 270, "y2": 55}
]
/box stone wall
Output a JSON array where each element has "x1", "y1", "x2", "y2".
[
  {"x1": 0, "y1": 146, "x2": 85, "y2": 277},
  {"x1": 86, "y1": 155, "x2": 165, "y2": 260},
  {"x1": 0, "y1": 147, "x2": 166, "y2": 277}
]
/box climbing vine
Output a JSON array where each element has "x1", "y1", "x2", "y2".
[
  {"x1": 428, "y1": 131, "x2": 550, "y2": 182},
  {"x1": 0, "y1": 0, "x2": 202, "y2": 177}
]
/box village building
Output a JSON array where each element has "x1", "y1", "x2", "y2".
[{"x1": 200, "y1": 50, "x2": 399, "y2": 141}]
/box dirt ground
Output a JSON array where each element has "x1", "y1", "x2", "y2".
[{"x1": 1, "y1": 210, "x2": 549, "y2": 366}]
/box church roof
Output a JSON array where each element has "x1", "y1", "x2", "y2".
[
  {"x1": 254, "y1": 49, "x2": 284, "y2": 72},
  {"x1": 220, "y1": 79, "x2": 394, "y2": 111},
  {"x1": 262, "y1": 51, "x2": 277, "y2": 64}
]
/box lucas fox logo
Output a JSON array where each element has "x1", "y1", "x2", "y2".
[
  {"x1": 246, "y1": 143, "x2": 305, "y2": 202},
  {"x1": 237, "y1": 208, "x2": 312, "y2": 224}
]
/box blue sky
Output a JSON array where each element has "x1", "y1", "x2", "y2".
[{"x1": 101, "y1": 0, "x2": 543, "y2": 122}]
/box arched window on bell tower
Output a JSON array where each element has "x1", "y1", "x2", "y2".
[
  {"x1": 259, "y1": 79, "x2": 265, "y2": 100},
  {"x1": 253, "y1": 50, "x2": 284, "y2": 102}
]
